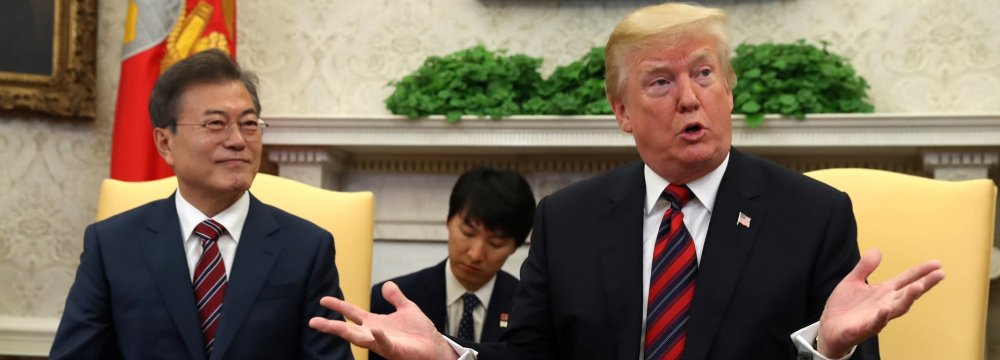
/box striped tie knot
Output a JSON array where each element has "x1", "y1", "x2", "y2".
[
  {"x1": 662, "y1": 184, "x2": 693, "y2": 210},
  {"x1": 194, "y1": 219, "x2": 226, "y2": 246}
]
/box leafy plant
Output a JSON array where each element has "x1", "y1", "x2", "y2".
[
  {"x1": 524, "y1": 47, "x2": 612, "y2": 115},
  {"x1": 731, "y1": 40, "x2": 874, "y2": 127},
  {"x1": 385, "y1": 45, "x2": 543, "y2": 122}
]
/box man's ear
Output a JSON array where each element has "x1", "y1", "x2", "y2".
[
  {"x1": 153, "y1": 127, "x2": 175, "y2": 167},
  {"x1": 610, "y1": 96, "x2": 633, "y2": 133},
  {"x1": 725, "y1": 83, "x2": 734, "y2": 113}
]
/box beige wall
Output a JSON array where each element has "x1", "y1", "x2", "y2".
[{"x1": 1, "y1": 0, "x2": 999, "y2": 351}]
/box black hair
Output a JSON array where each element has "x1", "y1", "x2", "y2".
[
  {"x1": 148, "y1": 49, "x2": 260, "y2": 130},
  {"x1": 447, "y1": 167, "x2": 536, "y2": 247}
]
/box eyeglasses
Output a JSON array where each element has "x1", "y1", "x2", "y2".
[{"x1": 174, "y1": 118, "x2": 269, "y2": 138}]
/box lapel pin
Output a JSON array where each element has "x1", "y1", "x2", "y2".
[
  {"x1": 499, "y1": 312, "x2": 509, "y2": 328},
  {"x1": 737, "y1": 212, "x2": 751, "y2": 228}
]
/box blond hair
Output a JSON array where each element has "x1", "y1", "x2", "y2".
[{"x1": 604, "y1": 2, "x2": 735, "y2": 99}]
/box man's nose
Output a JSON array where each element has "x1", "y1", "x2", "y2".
[
  {"x1": 221, "y1": 124, "x2": 248, "y2": 150},
  {"x1": 467, "y1": 240, "x2": 485, "y2": 261},
  {"x1": 677, "y1": 77, "x2": 701, "y2": 113}
]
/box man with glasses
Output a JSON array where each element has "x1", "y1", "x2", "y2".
[{"x1": 50, "y1": 49, "x2": 354, "y2": 360}]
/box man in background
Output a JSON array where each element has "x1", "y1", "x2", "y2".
[
  {"x1": 50, "y1": 49, "x2": 353, "y2": 360},
  {"x1": 369, "y1": 167, "x2": 534, "y2": 360}
]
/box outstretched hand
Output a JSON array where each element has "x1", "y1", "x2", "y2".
[
  {"x1": 817, "y1": 248, "x2": 946, "y2": 358},
  {"x1": 309, "y1": 281, "x2": 458, "y2": 360}
]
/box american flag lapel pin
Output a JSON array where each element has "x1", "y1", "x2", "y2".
[
  {"x1": 500, "y1": 312, "x2": 509, "y2": 328},
  {"x1": 737, "y1": 212, "x2": 751, "y2": 228}
]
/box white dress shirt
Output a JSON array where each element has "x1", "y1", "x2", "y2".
[
  {"x1": 445, "y1": 258, "x2": 496, "y2": 342},
  {"x1": 175, "y1": 190, "x2": 250, "y2": 280}
]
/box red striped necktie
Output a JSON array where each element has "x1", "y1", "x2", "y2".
[
  {"x1": 192, "y1": 219, "x2": 228, "y2": 356},
  {"x1": 644, "y1": 184, "x2": 697, "y2": 360}
]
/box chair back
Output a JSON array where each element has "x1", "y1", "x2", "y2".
[
  {"x1": 96, "y1": 173, "x2": 374, "y2": 360},
  {"x1": 806, "y1": 168, "x2": 996, "y2": 360}
]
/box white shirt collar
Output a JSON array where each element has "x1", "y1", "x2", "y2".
[
  {"x1": 175, "y1": 189, "x2": 251, "y2": 243},
  {"x1": 643, "y1": 153, "x2": 730, "y2": 215},
  {"x1": 445, "y1": 258, "x2": 496, "y2": 308}
]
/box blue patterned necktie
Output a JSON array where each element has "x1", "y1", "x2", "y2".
[{"x1": 456, "y1": 293, "x2": 480, "y2": 341}]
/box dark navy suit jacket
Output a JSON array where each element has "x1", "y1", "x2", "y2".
[
  {"x1": 476, "y1": 149, "x2": 879, "y2": 360},
  {"x1": 369, "y1": 260, "x2": 518, "y2": 360},
  {"x1": 50, "y1": 193, "x2": 353, "y2": 360}
]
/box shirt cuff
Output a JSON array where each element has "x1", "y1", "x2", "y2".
[
  {"x1": 790, "y1": 321, "x2": 855, "y2": 360},
  {"x1": 444, "y1": 335, "x2": 478, "y2": 360}
]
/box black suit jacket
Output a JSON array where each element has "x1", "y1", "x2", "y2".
[
  {"x1": 50, "y1": 193, "x2": 353, "y2": 360},
  {"x1": 478, "y1": 149, "x2": 878, "y2": 360},
  {"x1": 369, "y1": 260, "x2": 518, "y2": 360}
]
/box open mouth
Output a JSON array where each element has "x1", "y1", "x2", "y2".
[{"x1": 683, "y1": 123, "x2": 704, "y2": 134}]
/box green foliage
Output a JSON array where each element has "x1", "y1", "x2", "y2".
[
  {"x1": 524, "y1": 47, "x2": 612, "y2": 115},
  {"x1": 731, "y1": 40, "x2": 874, "y2": 127},
  {"x1": 385, "y1": 45, "x2": 544, "y2": 122}
]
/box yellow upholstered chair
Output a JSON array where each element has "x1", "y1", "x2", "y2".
[
  {"x1": 806, "y1": 168, "x2": 996, "y2": 360},
  {"x1": 96, "y1": 173, "x2": 374, "y2": 360}
]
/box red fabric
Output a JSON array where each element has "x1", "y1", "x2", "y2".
[
  {"x1": 110, "y1": 47, "x2": 172, "y2": 181},
  {"x1": 109, "y1": 0, "x2": 237, "y2": 181}
]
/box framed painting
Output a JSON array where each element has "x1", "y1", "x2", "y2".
[{"x1": 0, "y1": 0, "x2": 97, "y2": 119}]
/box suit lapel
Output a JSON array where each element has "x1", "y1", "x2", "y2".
[
  {"x1": 599, "y1": 162, "x2": 646, "y2": 360},
  {"x1": 211, "y1": 195, "x2": 283, "y2": 360},
  {"x1": 684, "y1": 149, "x2": 768, "y2": 360},
  {"x1": 139, "y1": 194, "x2": 207, "y2": 360},
  {"x1": 482, "y1": 273, "x2": 514, "y2": 341},
  {"x1": 426, "y1": 261, "x2": 448, "y2": 334}
]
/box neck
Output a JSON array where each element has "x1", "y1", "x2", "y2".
[{"x1": 178, "y1": 187, "x2": 242, "y2": 217}]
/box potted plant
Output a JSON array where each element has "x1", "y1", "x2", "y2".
[
  {"x1": 731, "y1": 40, "x2": 874, "y2": 127},
  {"x1": 524, "y1": 47, "x2": 612, "y2": 115},
  {"x1": 385, "y1": 45, "x2": 543, "y2": 122}
]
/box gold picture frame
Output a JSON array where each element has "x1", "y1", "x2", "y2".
[{"x1": 0, "y1": 0, "x2": 96, "y2": 119}]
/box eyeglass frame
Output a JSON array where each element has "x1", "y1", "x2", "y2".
[{"x1": 173, "y1": 118, "x2": 269, "y2": 139}]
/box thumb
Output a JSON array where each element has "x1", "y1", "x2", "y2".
[
  {"x1": 847, "y1": 248, "x2": 882, "y2": 282},
  {"x1": 383, "y1": 281, "x2": 416, "y2": 311}
]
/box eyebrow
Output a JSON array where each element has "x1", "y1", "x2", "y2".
[
  {"x1": 201, "y1": 108, "x2": 258, "y2": 117},
  {"x1": 640, "y1": 48, "x2": 715, "y2": 75}
]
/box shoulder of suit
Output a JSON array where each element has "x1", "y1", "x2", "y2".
[
  {"x1": 254, "y1": 199, "x2": 329, "y2": 236},
  {"x1": 372, "y1": 263, "x2": 441, "y2": 293},
  {"x1": 496, "y1": 269, "x2": 519, "y2": 286},
  {"x1": 542, "y1": 160, "x2": 644, "y2": 203},
  {"x1": 735, "y1": 150, "x2": 846, "y2": 201},
  {"x1": 94, "y1": 196, "x2": 172, "y2": 229}
]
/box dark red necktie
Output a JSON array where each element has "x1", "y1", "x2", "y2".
[
  {"x1": 644, "y1": 184, "x2": 697, "y2": 360},
  {"x1": 192, "y1": 219, "x2": 228, "y2": 356}
]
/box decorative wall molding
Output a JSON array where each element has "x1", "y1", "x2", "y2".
[
  {"x1": 262, "y1": 114, "x2": 1000, "y2": 155},
  {"x1": 0, "y1": 316, "x2": 60, "y2": 356}
]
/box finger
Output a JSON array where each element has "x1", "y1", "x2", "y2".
[
  {"x1": 319, "y1": 296, "x2": 370, "y2": 325},
  {"x1": 884, "y1": 260, "x2": 943, "y2": 290},
  {"x1": 846, "y1": 248, "x2": 882, "y2": 282},
  {"x1": 888, "y1": 284, "x2": 924, "y2": 319},
  {"x1": 888, "y1": 269, "x2": 946, "y2": 319},
  {"x1": 383, "y1": 281, "x2": 417, "y2": 311},
  {"x1": 865, "y1": 305, "x2": 892, "y2": 334},
  {"x1": 370, "y1": 325, "x2": 394, "y2": 357},
  {"x1": 308, "y1": 316, "x2": 375, "y2": 345},
  {"x1": 921, "y1": 269, "x2": 946, "y2": 291}
]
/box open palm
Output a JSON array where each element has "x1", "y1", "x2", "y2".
[
  {"x1": 817, "y1": 249, "x2": 945, "y2": 358},
  {"x1": 309, "y1": 281, "x2": 457, "y2": 360}
]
